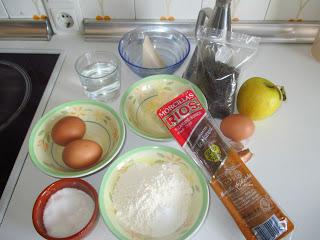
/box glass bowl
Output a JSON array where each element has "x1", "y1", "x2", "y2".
[{"x1": 118, "y1": 26, "x2": 190, "y2": 77}]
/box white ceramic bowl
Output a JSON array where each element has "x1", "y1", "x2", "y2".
[
  {"x1": 120, "y1": 74, "x2": 207, "y2": 141},
  {"x1": 99, "y1": 146, "x2": 209, "y2": 240},
  {"x1": 29, "y1": 100, "x2": 126, "y2": 178}
]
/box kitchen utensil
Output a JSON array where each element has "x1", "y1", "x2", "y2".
[
  {"x1": 120, "y1": 75, "x2": 207, "y2": 141},
  {"x1": 29, "y1": 100, "x2": 125, "y2": 178},
  {"x1": 99, "y1": 145, "x2": 209, "y2": 240},
  {"x1": 118, "y1": 26, "x2": 190, "y2": 77},
  {"x1": 75, "y1": 51, "x2": 121, "y2": 102}
]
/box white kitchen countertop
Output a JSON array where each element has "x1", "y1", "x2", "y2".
[{"x1": 0, "y1": 34, "x2": 319, "y2": 239}]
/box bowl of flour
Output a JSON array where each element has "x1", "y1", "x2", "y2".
[{"x1": 99, "y1": 145, "x2": 209, "y2": 240}]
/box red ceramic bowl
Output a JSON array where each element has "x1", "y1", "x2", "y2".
[{"x1": 32, "y1": 178, "x2": 99, "y2": 240}]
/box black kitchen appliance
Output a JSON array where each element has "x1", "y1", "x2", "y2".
[{"x1": 0, "y1": 53, "x2": 59, "y2": 197}]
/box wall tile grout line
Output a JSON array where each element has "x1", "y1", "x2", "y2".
[
  {"x1": 134, "y1": 0, "x2": 137, "y2": 20},
  {"x1": 264, "y1": 0, "x2": 272, "y2": 20},
  {"x1": 1, "y1": 0, "x2": 9, "y2": 18}
]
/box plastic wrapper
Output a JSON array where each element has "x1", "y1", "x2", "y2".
[
  {"x1": 157, "y1": 89, "x2": 294, "y2": 240},
  {"x1": 183, "y1": 26, "x2": 260, "y2": 118}
]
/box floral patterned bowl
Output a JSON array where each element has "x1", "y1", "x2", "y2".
[
  {"x1": 29, "y1": 100, "x2": 125, "y2": 178},
  {"x1": 120, "y1": 75, "x2": 207, "y2": 141},
  {"x1": 99, "y1": 145, "x2": 209, "y2": 240}
]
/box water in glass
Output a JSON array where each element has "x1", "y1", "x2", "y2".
[{"x1": 80, "y1": 62, "x2": 120, "y2": 101}]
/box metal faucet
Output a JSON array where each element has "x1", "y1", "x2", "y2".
[
  {"x1": 195, "y1": 0, "x2": 232, "y2": 35},
  {"x1": 183, "y1": 0, "x2": 232, "y2": 79}
]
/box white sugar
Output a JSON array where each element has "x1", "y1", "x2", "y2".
[
  {"x1": 43, "y1": 188, "x2": 94, "y2": 238},
  {"x1": 112, "y1": 162, "x2": 193, "y2": 237}
]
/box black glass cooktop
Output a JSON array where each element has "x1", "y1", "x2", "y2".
[{"x1": 0, "y1": 53, "x2": 59, "y2": 197}]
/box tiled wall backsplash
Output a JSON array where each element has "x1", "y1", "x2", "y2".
[
  {"x1": 77, "y1": 0, "x2": 320, "y2": 21},
  {"x1": 79, "y1": 0, "x2": 135, "y2": 19},
  {"x1": 79, "y1": 0, "x2": 320, "y2": 21},
  {"x1": 0, "y1": 0, "x2": 319, "y2": 22},
  {"x1": 134, "y1": 0, "x2": 202, "y2": 20}
]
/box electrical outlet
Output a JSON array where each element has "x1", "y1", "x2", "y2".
[
  {"x1": 43, "y1": 0, "x2": 83, "y2": 34},
  {"x1": 50, "y1": 8, "x2": 79, "y2": 33},
  {"x1": 56, "y1": 12, "x2": 74, "y2": 29}
]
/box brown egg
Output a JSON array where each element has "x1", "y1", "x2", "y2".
[
  {"x1": 62, "y1": 139, "x2": 102, "y2": 170},
  {"x1": 220, "y1": 114, "x2": 255, "y2": 141},
  {"x1": 51, "y1": 116, "x2": 86, "y2": 146}
]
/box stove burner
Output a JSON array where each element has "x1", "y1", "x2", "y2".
[
  {"x1": 0, "y1": 60, "x2": 32, "y2": 132},
  {"x1": 0, "y1": 53, "x2": 59, "y2": 197}
]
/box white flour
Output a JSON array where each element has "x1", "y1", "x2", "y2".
[{"x1": 112, "y1": 162, "x2": 192, "y2": 237}]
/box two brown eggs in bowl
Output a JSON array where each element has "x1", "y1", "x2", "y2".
[{"x1": 51, "y1": 116, "x2": 102, "y2": 170}]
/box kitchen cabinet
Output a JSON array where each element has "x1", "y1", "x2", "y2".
[
  {"x1": 0, "y1": 0, "x2": 8, "y2": 18},
  {"x1": 266, "y1": 0, "x2": 320, "y2": 21},
  {"x1": 2, "y1": 0, "x2": 46, "y2": 18},
  {"x1": 135, "y1": 0, "x2": 202, "y2": 20},
  {"x1": 79, "y1": 0, "x2": 135, "y2": 19}
]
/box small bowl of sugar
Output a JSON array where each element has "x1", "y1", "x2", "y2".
[{"x1": 32, "y1": 178, "x2": 99, "y2": 240}]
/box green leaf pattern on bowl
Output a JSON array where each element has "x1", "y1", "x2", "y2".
[
  {"x1": 100, "y1": 146, "x2": 209, "y2": 240},
  {"x1": 121, "y1": 75, "x2": 208, "y2": 141},
  {"x1": 29, "y1": 100, "x2": 125, "y2": 178}
]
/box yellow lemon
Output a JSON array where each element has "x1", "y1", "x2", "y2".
[{"x1": 237, "y1": 77, "x2": 286, "y2": 120}]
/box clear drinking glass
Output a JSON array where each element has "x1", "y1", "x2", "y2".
[{"x1": 75, "y1": 51, "x2": 121, "y2": 101}]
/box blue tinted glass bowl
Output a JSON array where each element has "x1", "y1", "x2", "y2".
[{"x1": 118, "y1": 26, "x2": 190, "y2": 77}]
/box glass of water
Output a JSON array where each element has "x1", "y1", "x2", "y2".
[{"x1": 75, "y1": 51, "x2": 121, "y2": 101}]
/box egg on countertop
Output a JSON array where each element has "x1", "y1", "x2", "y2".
[
  {"x1": 220, "y1": 114, "x2": 255, "y2": 142},
  {"x1": 62, "y1": 139, "x2": 103, "y2": 170},
  {"x1": 51, "y1": 116, "x2": 86, "y2": 146}
]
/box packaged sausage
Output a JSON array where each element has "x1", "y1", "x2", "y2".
[{"x1": 157, "y1": 89, "x2": 294, "y2": 240}]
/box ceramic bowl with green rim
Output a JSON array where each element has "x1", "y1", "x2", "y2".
[
  {"x1": 29, "y1": 100, "x2": 125, "y2": 178},
  {"x1": 99, "y1": 145, "x2": 209, "y2": 240},
  {"x1": 120, "y1": 74, "x2": 207, "y2": 141}
]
